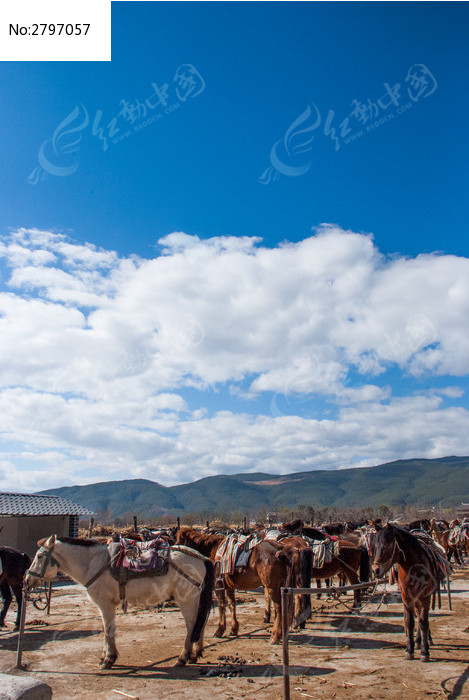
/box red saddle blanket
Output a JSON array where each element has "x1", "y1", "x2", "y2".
[{"x1": 112, "y1": 537, "x2": 170, "y2": 575}]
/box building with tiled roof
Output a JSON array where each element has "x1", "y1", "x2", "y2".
[{"x1": 0, "y1": 492, "x2": 95, "y2": 556}]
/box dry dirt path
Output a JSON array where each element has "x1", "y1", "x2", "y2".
[{"x1": 0, "y1": 569, "x2": 468, "y2": 700}]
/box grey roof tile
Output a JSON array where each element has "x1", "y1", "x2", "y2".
[{"x1": 0, "y1": 493, "x2": 95, "y2": 516}]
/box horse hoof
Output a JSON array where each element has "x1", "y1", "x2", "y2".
[
  {"x1": 263, "y1": 615, "x2": 271, "y2": 623},
  {"x1": 174, "y1": 659, "x2": 186, "y2": 667},
  {"x1": 228, "y1": 629, "x2": 239, "y2": 637},
  {"x1": 213, "y1": 629, "x2": 224, "y2": 638},
  {"x1": 100, "y1": 660, "x2": 114, "y2": 670},
  {"x1": 270, "y1": 638, "x2": 280, "y2": 645},
  {"x1": 405, "y1": 653, "x2": 414, "y2": 660},
  {"x1": 420, "y1": 655, "x2": 430, "y2": 663}
]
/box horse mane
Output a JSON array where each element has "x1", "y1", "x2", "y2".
[
  {"x1": 58, "y1": 536, "x2": 102, "y2": 547},
  {"x1": 176, "y1": 527, "x2": 224, "y2": 557},
  {"x1": 301, "y1": 526, "x2": 327, "y2": 541},
  {"x1": 385, "y1": 523, "x2": 430, "y2": 552}
]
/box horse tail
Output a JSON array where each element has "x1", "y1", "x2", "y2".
[
  {"x1": 190, "y1": 558, "x2": 215, "y2": 644},
  {"x1": 300, "y1": 547, "x2": 312, "y2": 621},
  {"x1": 359, "y1": 545, "x2": 370, "y2": 582}
]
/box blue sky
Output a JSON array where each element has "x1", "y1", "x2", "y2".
[{"x1": 0, "y1": 2, "x2": 468, "y2": 492}]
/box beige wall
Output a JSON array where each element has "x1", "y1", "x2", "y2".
[{"x1": 0, "y1": 515, "x2": 70, "y2": 557}]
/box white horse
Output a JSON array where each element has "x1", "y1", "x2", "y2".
[{"x1": 25, "y1": 535, "x2": 214, "y2": 669}]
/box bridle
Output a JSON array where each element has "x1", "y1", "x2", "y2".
[
  {"x1": 375, "y1": 535, "x2": 403, "y2": 572},
  {"x1": 27, "y1": 545, "x2": 60, "y2": 580}
]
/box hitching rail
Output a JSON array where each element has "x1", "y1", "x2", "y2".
[{"x1": 281, "y1": 578, "x2": 389, "y2": 700}]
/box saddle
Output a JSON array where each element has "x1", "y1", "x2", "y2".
[
  {"x1": 302, "y1": 535, "x2": 339, "y2": 569},
  {"x1": 448, "y1": 525, "x2": 469, "y2": 548},
  {"x1": 108, "y1": 537, "x2": 171, "y2": 611},
  {"x1": 215, "y1": 533, "x2": 263, "y2": 575}
]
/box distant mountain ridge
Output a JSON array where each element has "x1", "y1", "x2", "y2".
[{"x1": 37, "y1": 456, "x2": 469, "y2": 519}]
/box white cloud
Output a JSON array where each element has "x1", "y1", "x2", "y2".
[{"x1": 0, "y1": 225, "x2": 468, "y2": 491}]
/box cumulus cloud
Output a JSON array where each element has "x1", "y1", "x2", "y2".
[{"x1": 0, "y1": 225, "x2": 468, "y2": 491}]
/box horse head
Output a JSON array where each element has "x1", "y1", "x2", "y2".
[
  {"x1": 25, "y1": 534, "x2": 59, "y2": 590},
  {"x1": 371, "y1": 523, "x2": 400, "y2": 578}
]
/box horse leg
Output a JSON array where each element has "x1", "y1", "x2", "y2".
[
  {"x1": 417, "y1": 603, "x2": 431, "y2": 661},
  {"x1": 316, "y1": 578, "x2": 322, "y2": 600},
  {"x1": 404, "y1": 605, "x2": 415, "y2": 660},
  {"x1": 345, "y1": 569, "x2": 360, "y2": 609},
  {"x1": 268, "y1": 587, "x2": 282, "y2": 644},
  {"x1": 226, "y1": 587, "x2": 239, "y2": 636},
  {"x1": 173, "y1": 595, "x2": 202, "y2": 665},
  {"x1": 98, "y1": 601, "x2": 118, "y2": 669},
  {"x1": 0, "y1": 582, "x2": 12, "y2": 627},
  {"x1": 263, "y1": 588, "x2": 271, "y2": 623},
  {"x1": 213, "y1": 587, "x2": 227, "y2": 638}
]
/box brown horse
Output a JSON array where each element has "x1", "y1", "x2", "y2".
[
  {"x1": 429, "y1": 522, "x2": 463, "y2": 565},
  {"x1": 372, "y1": 523, "x2": 447, "y2": 661},
  {"x1": 0, "y1": 546, "x2": 31, "y2": 630},
  {"x1": 175, "y1": 527, "x2": 307, "y2": 643}
]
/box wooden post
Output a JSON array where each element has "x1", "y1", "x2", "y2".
[
  {"x1": 133, "y1": 515, "x2": 138, "y2": 532},
  {"x1": 281, "y1": 588, "x2": 290, "y2": 700},
  {"x1": 206, "y1": 520, "x2": 210, "y2": 529},
  {"x1": 243, "y1": 516, "x2": 247, "y2": 531},
  {"x1": 176, "y1": 517, "x2": 181, "y2": 532},
  {"x1": 88, "y1": 517, "x2": 94, "y2": 538},
  {"x1": 16, "y1": 584, "x2": 28, "y2": 668},
  {"x1": 46, "y1": 581, "x2": 52, "y2": 615}
]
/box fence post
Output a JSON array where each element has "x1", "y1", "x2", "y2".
[
  {"x1": 281, "y1": 587, "x2": 290, "y2": 700},
  {"x1": 176, "y1": 517, "x2": 181, "y2": 532},
  {"x1": 16, "y1": 585, "x2": 28, "y2": 668},
  {"x1": 88, "y1": 517, "x2": 94, "y2": 538},
  {"x1": 133, "y1": 515, "x2": 138, "y2": 532}
]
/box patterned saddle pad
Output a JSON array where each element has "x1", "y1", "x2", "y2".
[
  {"x1": 303, "y1": 536, "x2": 339, "y2": 568},
  {"x1": 108, "y1": 537, "x2": 171, "y2": 580},
  {"x1": 215, "y1": 533, "x2": 263, "y2": 575},
  {"x1": 449, "y1": 525, "x2": 469, "y2": 548}
]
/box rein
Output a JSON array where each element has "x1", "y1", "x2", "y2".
[
  {"x1": 85, "y1": 551, "x2": 121, "y2": 589},
  {"x1": 85, "y1": 547, "x2": 204, "y2": 591},
  {"x1": 31, "y1": 541, "x2": 204, "y2": 593},
  {"x1": 161, "y1": 555, "x2": 204, "y2": 589},
  {"x1": 378, "y1": 536, "x2": 403, "y2": 571}
]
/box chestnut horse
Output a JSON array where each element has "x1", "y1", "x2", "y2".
[
  {"x1": 0, "y1": 546, "x2": 31, "y2": 629},
  {"x1": 372, "y1": 523, "x2": 447, "y2": 661},
  {"x1": 176, "y1": 527, "x2": 308, "y2": 643}
]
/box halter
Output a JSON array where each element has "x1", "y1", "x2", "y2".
[
  {"x1": 376, "y1": 535, "x2": 403, "y2": 572},
  {"x1": 27, "y1": 545, "x2": 60, "y2": 580}
]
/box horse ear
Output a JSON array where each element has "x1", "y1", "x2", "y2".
[
  {"x1": 375, "y1": 522, "x2": 383, "y2": 531},
  {"x1": 37, "y1": 537, "x2": 47, "y2": 546},
  {"x1": 45, "y1": 534, "x2": 56, "y2": 548}
]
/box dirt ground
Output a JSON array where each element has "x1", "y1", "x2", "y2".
[{"x1": 0, "y1": 568, "x2": 468, "y2": 700}]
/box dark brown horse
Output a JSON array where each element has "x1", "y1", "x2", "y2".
[
  {"x1": 175, "y1": 527, "x2": 308, "y2": 643},
  {"x1": 372, "y1": 523, "x2": 447, "y2": 661},
  {"x1": 0, "y1": 546, "x2": 31, "y2": 630}
]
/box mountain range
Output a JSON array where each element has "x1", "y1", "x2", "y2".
[{"x1": 37, "y1": 456, "x2": 469, "y2": 520}]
